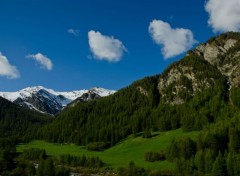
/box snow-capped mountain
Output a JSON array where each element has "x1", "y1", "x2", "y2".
[{"x1": 0, "y1": 86, "x2": 116, "y2": 115}]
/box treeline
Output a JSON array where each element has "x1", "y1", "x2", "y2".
[
  {"x1": 118, "y1": 161, "x2": 149, "y2": 176},
  {"x1": 37, "y1": 75, "x2": 161, "y2": 146},
  {"x1": 140, "y1": 112, "x2": 240, "y2": 175},
  {"x1": 117, "y1": 161, "x2": 174, "y2": 176},
  {"x1": 1, "y1": 145, "x2": 105, "y2": 175},
  {"x1": 20, "y1": 148, "x2": 46, "y2": 160},
  {"x1": 37, "y1": 53, "x2": 228, "y2": 147},
  {"x1": 156, "y1": 111, "x2": 240, "y2": 175},
  {"x1": 0, "y1": 138, "x2": 18, "y2": 174},
  {"x1": 37, "y1": 158, "x2": 69, "y2": 176},
  {"x1": 58, "y1": 154, "x2": 104, "y2": 168}
]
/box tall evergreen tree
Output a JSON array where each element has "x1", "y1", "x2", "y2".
[
  {"x1": 44, "y1": 158, "x2": 55, "y2": 176},
  {"x1": 227, "y1": 152, "x2": 235, "y2": 176},
  {"x1": 212, "y1": 152, "x2": 227, "y2": 176},
  {"x1": 229, "y1": 127, "x2": 240, "y2": 153},
  {"x1": 194, "y1": 150, "x2": 205, "y2": 173}
]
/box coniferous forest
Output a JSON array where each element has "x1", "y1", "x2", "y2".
[{"x1": 1, "y1": 32, "x2": 240, "y2": 175}]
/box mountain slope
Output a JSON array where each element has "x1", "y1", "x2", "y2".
[
  {"x1": 0, "y1": 86, "x2": 116, "y2": 115},
  {"x1": 0, "y1": 96, "x2": 51, "y2": 139},
  {"x1": 38, "y1": 32, "x2": 239, "y2": 146}
]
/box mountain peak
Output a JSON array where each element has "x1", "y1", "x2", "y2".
[
  {"x1": 21, "y1": 86, "x2": 47, "y2": 92},
  {"x1": 158, "y1": 32, "x2": 240, "y2": 105},
  {"x1": 0, "y1": 86, "x2": 116, "y2": 115},
  {"x1": 190, "y1": 32, "x2": 240, "y2": 87},
  {"x1": 192, "y1": 32, "x2": 240, "y2": 72}
]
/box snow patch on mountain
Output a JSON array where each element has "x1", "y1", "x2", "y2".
[{"x1": 0, "y1": 86, "x2": 116, "y2": 115}]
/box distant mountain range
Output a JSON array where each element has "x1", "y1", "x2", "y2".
[{"x1": 0, "y1": 86, "x2": 116, "y2": 115}]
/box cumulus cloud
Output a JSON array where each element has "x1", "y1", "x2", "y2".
[
  {"x1": 205, "y1": 0, "x2": 240, "y2": 33},
  {"x1": 149, "y1": 20, "x2": 197, "y2": 59},
  {"x1": 27, "y1": 53, "x2": 53, "y2": 70},
  {"x1": 67, "y1": 29, "x2": 79, "y2": 36},
  {"x1": 88, "y1": 30, "x2": 127, "y2": 62},
  {"x1": 0, "y1": 52, "x2": 20, "y2": 79}
]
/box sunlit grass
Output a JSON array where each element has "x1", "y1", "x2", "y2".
[{"x1": 17, "y1": 128, "x2": 199, "y2": 171}]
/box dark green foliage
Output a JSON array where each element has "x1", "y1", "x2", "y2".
[
  {"x1": 212, "y1": 152, "x2": 227, "y2": 176},
  {"x1": 144, "y1": 151, "x2": 165, "y2": 162},
  {"x1": 20, "y1": 148, "x2": 46, "y2": 160},
  {"x1": 86, "y1": 142, "x2": 110, "y2": 151},
  {"x1": 230, "y1": 87, "x2": 240, "y2": 108},
  {"x1": 166, "y1": 139, "x2": 179, "y2": 162},
  {"x1": 0, "y1": 97, "x2": 51, "y2": 140},
  {"x1": 174, "y1": 157, "x2": 195, "y2": 176},
  {"x1": 142, "y1": 129, "x2": 152, "y2": 138},
  {"x1": 0, "y1": 138, "x2": 17, "y2": 173},
  {"x1": 117, "y1": 161, "x2": 149, "y2": 176},
  {"x1": 229, "y1": 127, "x2": 240, "y2": 153},
  {"x1": 194, "y1": 150, "x2": 205, "y2": 173},
  {"x1": 164, "y1": 110, "x2": 240, "y2": 175},
  {"x1": 227, "y1": 152, "x2": 235, "y2": 176},
  {"x1": 148, "y1": 170, "x2": 174, "y2": 176},
  {"x1": 44, "y1": 158, "x2": 55, "y2": 176},
  {"x1": 58, "y1": 154, "x2": 104, "y2": 168},
  {"x1": 37, "y1": 159, "x2": 45, "y2": 176},
  {"x1": 55, "y1": 166, "x2": 70, "y2": 176},
  {"x1": 178, "y1": 137, "x2": 196, "y2": 160},
  {"x1": 204, "y1": 149, "x2": 215, "y2": 174},
  {"x1": 12, "y1": 160, "x2": 36, "y2": 176},
  {"x1": 166, "y1": 137, "x2": 196, "y2": 161},
  {"x1": 26, "y1": 163, "x2": 36, "y2": 176},
  {"x1": 37, "y1": 158, "x2": 55, "y2": 176}
]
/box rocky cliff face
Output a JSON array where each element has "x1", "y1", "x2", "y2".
[
  {"x1": 68, "y1": 91, "x2": 101, "y2": 107},
  {"x1": 194, "y1": 36, "x2": 240, "y2": 78},
  {"x1": 157, "y1": 32, "x2": 240, "y2": 105}
]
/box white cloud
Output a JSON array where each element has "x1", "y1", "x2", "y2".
[
  {"x1": 149, "y1": 20, "x2": 197, "y2": 59},
  {"x1": 27, "y1": 53, "x2": 53, "y2": 70},
  {"x1": 67, "y1": 29, "x2": 79, "y2": 36},
  {"x1": 0, "y1": 52, "x2": 20, "y2": 79},
  {"x1": 88, "y1": 30, "x2": 127, "y2": 62},
  {"x1": 205, "y1": 0, "x2": 240, "y2": 33}
]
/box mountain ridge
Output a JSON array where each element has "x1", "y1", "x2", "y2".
[
  {"x1": 0, "y1": 86, "x2": 116, "y2": 115},
  {"x1": 37, "y1": 32, "x2": 240, "y2": 146}
]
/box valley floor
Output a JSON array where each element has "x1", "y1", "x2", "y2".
[{"x1": 17, "y1": 129, "x2": 198, "y2": 171}]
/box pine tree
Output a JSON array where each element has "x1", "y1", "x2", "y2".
[
  {"x1": 179, "y1": 137, "x2": 196, "y2": 160},
  {"x1": 194, "y1": 150, "x2": 205, "y2": 173},
  {"x1": 166, "y1": 139, "x2": 179, "y2": 161},
  {"x1": 234, "y1": 154, "x2": 240, "y2": 176},
  {"x1": 26, "y1": 163, "x2": 36, "y2": 176},
  {"x1": 37, "y1": 159, "x2": 44, "y2": 176},
  {"x1": 212, "y1": 152, "x2": 226, "y2": 176},
  {"x1": 227, "y1": 152, "x2": 235, "y2": 176},
  {"x1": 44, "y1": 158, "x2": 55, "y2": 176},
  {"x1": 229, "y1": 127, "x2": 240, "y2": 153},
  {"x1": 204, "y1": 149, "x2": 214, "y2": 174}
]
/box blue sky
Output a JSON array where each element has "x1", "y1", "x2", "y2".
[{"x1": 0, "y1": 0, "x2": 239, "y2": 91}]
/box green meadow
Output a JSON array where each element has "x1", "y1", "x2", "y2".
[{"x1": 17, "y1": 129, "x2": 198, "y2": 171}]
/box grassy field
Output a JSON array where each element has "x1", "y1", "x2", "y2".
[{"x1": 17, "y1": 129, "x2": 198, "y2": 171}]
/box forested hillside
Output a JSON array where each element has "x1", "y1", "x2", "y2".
[
  {"x1": 37, "y1": 32, "x2": 240, "y2": 149},
  {"x1": 0, "y1": 97, "x2": 51, "y2": 139},
  {"x1": 2, "y1": 32, "x2": 240, "y2": 175}
]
